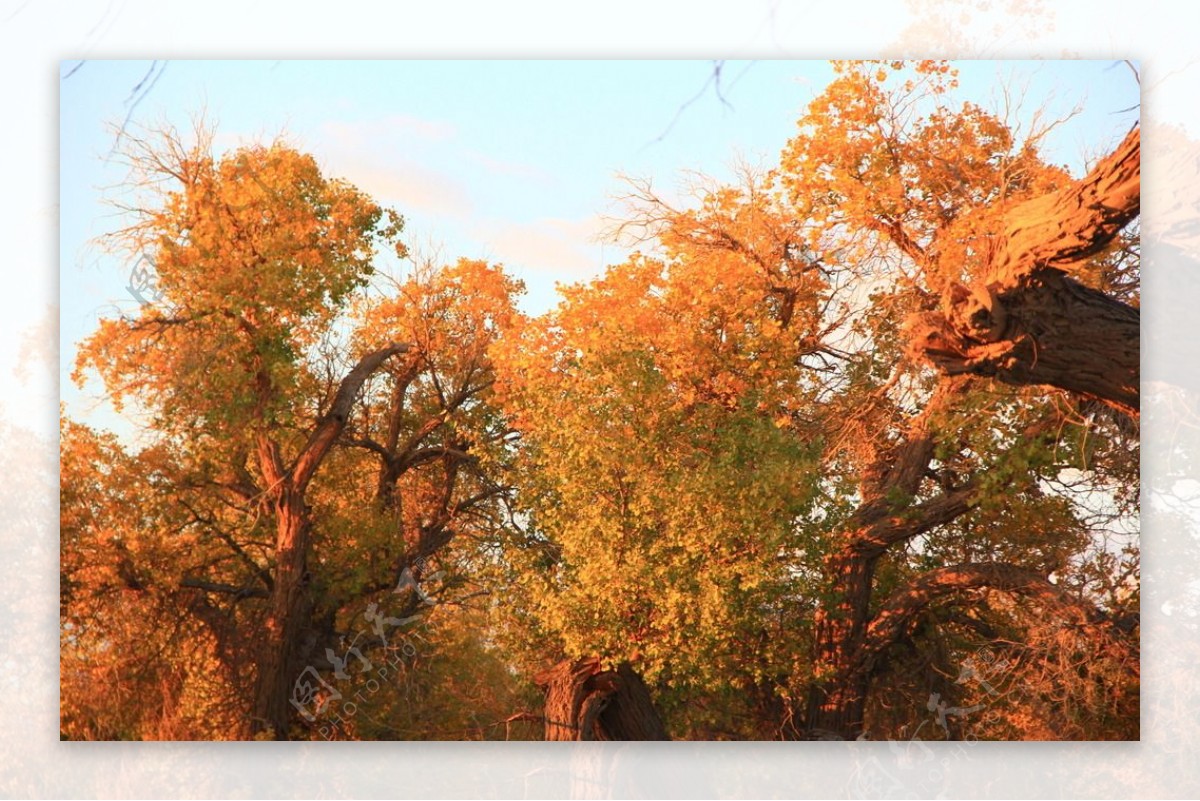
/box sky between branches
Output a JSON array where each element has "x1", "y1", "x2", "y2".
[{"x1": 59, "y1": 59, "x2": 1139, "y2": 438}]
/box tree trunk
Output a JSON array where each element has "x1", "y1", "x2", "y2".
[
  {"x1": 805, "y1": 549, "x2": 876, "y2": 740},
  {"x1": 244, "y1": 344, "x2": 408, "y2": 739},
  {"x1": 250, "y1": 488, "x2": 311, "y2": 739},
  {"x1": 909, "y1": 126, "x2": 1140, "y2": 417},
  {"x1": 910, "y1": 269, "x2": 1139, "y2": 417},
  {"x1": 802, "y1": 380, "x2": 977, "y2": 739},
  {"x1": 536, "y1": 657, "x2": 669, "y2": 741}
]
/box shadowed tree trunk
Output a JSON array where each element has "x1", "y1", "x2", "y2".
[
  {"x1": 804, "y1": 377, "x2": 977, "y2": 740},
  {"x1": 249, "y1": 343, "x2": 409, "y2": 739},
  {"x1": 910, "y1": 269, "x2": 1139, "y2": 417},
  {"x1": 536, "y1": 657, "x2": 670, "y2": 741},
  {"x1": 250, "y1": 486, "x2": 314, "y2": 738},
  {"x1": 805, "y1": 549, "x2": 876, "y2": 739}
]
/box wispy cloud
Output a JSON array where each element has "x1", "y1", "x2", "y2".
[
  {"x1": 332, "y1": 152, "x2": 473, "y2": 218},
  {"x1": 316, "y1": 114, "x2": 472, "y2": 218},
  {"x1": 463, "y1": 148, "x2": 554, "y2": 184},
  {"x1": 475, "y1": 215, "x2": 611, "y2": 279}
]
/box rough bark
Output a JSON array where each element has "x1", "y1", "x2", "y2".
[
  {"x1": 249, "y1": 343, "x2": 409, "y2": 739},
  {"x1": 805, "y1": 550, "x2": 875, "y2": 739},
  {"x1": 989, "y1": 126, "x2": 1140, "y2": 283},
  {"x1": 536, "y1": 657, "x2": 669, "y2": 741},
  {"x1": 805, "y1": 378, "x2": 977, "y2": 739},
  {"x1": 910, "y1": 126, "x2": 1141, "y2": 417},
  {"x1": 251, "y1": 488, "x2": 312, "y2": 738},
  {"x1": 910, "y1": 269, "x2": 1139, "y2": 417}
]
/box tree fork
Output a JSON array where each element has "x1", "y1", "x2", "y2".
[{"x1": 249, "y1": 343, "x2": 410, "y2": 739}]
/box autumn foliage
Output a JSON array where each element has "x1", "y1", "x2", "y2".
[{"x1": 62, "y1": 62, "x2": 1139, "y2": 741}]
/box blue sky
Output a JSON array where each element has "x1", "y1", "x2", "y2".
[{"x1": 60, "y1": 59, "x2": 1139, "y2": 434}]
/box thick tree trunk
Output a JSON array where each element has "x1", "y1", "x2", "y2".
[
  {"x1": 910, "y1": 269, "x2": 1139, "y2": 417},
  {"x1": 909, "y1": 126, "x2": 1140, "y2": 417},
  {"x1": 536, "y1": 657, "x2": 669, "y2": 741},
  {"x1": 251, "y1": 489, "x2": 312, "y2": 739},
  {"x1": 805, "y1": 549, "x2": 876, "y2": 740},
  {"x1": 244, "y1": 344, "x2": 408, "y2": 739}
]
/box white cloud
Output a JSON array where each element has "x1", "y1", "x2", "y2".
[
  {"x1": 475, "y1": 215, "x2": 612, "y2": 280},
  {"x1": 331, "y1": 151, "x2": 473, "y2": 219},
  {"x1": 315, "y1": 115, "x2": 473, "y2": 218}
]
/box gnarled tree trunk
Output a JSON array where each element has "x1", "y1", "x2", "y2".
[
  {"x1": 536, "y1": 657, "x2": 669, "y2": 741},
  {"x1": 248, "y1": 343, "x2": 409, "y2": 739},
  {"x1": 251, "y1": 488, "x2": 312, "y2": 738},
  {"x1": 910, "y1": 125, "x2": 1141, "y2": 417},
  {"x1": 804, "y1": 378, "x2": 977, "y2": 740},
  {"x1": 910, "y1": 269, "x2": 1139, "y2": 418}
]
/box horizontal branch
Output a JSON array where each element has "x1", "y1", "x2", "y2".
[
  {"x1": 345, "y1": 436, "x2": 391, "y2": 460},
  {"x1": 398, "y1": 445, "x2": 477, "y2": 472},
  {"x1": 180, "y1": 577, "x2": 269, "y2": 599},
  {"x1": 863, "y1": 561, "x2": 1093, "y2": 664}
]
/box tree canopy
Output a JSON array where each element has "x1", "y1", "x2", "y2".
[{"x1": 62, "y1": 61, "x2": 1139, "y2": 741}]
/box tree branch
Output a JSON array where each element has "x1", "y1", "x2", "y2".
[
  {"x1": 180, "y1": 576, "x2": 270, "y2": 600},
  {"x1": 863, "y1": 561, "x2": 1094, "y2": 665},
  {"x1": 293, "y1": 342, "x2": 411, "y2": 491},
  {"x1": 988, "y1": 125, "x2": 1140, "y2": 284},
  {"x1": 853, "y1": 483, "x2": 977, "y2": 554},
  {"x1": 907, "y1": 127, "x2": 1141, "y2": 417}
]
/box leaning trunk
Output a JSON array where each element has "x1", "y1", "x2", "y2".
[
  {"x1": 537, "y1": 657, "x2": 669, "y2": 741},
  {"x1": 910, "y1": 269, "x2": 1139, "y2": 417},
  {"x1": 801, "y1": 391, "x2": 973, "y2": 740},
  {"x1": 909, "y1": 126, "x2": 1140, "y2": 417}
]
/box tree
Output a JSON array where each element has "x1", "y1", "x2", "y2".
[
  {"x1": 771, "y1": 63, "x2": 1139, "y2": 737},
  {"x1": 494, "y1": 61, "x2": 1139, "y2": 740},
  {"x1": 60, "y1": 416, "x2": 247, "y2": 739},
  {"x1": 63, "y1": 62, "x2": 1139, "y2": 741},
  {"x1": 492, "y1": 224, "x2": 830, "y2": 737},
  {"x1": 69, "y1": 125, "x2": 524, "y2": 738},
  {"x1": 777, "y1": 61, "x2": 1140, "y2": 417}
]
